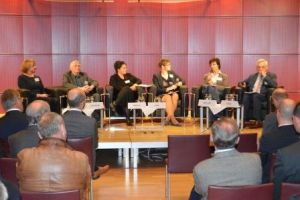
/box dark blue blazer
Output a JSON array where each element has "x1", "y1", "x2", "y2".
[
  {"x1": 0, "y1": 110, "x2": 28, "y2": 140},
  {"x1": 241, "y1": 72, "x2": 277, "y2": 95}
]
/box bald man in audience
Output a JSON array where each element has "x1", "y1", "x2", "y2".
[
  {"x1": 8, "y1": 100, "x2": 50, "y2": 158},
  {"x1": 259, "y1": 99, "x2": 298, "y2": 183},
  {"x1": 273, "y1": 102, "x2": 300, "y2": 199},
  {"x1": 17, "y1": 112, "x2": 91, "y2": 200},
  {"x1": 63, "y1": 59, "x2": 100, "y2": 101},
  {"x1": 190, "y1": 117, "x2": 261, "y2": 200},
  {"x1": 0, "y1": 89, "x2": 28, "y2": 140},
  {"x1": 63, "y1": 88, "x2": 109, "y2": 179},
  {"x1": 262, "y1": 88, "x2": 288, "y2": 135}
]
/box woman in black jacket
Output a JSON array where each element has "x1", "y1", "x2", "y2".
[{"x1": 152, "y1": 59, "x2": 184, "y2": 126}]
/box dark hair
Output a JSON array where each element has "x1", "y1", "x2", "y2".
[
  {"x1": 293, "y1": 102, "x2": 300, "y2": 118},
  {"x1": 114, "y1": 61, "x2": 126, "y2": 74},
  {"x1": 209, "y1": 57, "x2": 221, "y2": 69}
]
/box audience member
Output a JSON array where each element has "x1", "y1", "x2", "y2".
[
  {"x1": 0, "y1": 89, "x2": 28, "y2": 140},
  {"x1": 239, "y1": 58, "x2": 277, "y2": 128},
  {"x1": 203, "y1": 57, "x2": 229, "y2": 102},
  {"x1": 63, "y1": 88, "x2": 109, "y2": 179},
  {"x1": 0, "y1": 176, "x2": 20, "y2": 200},
  {"x1": 0, "y1": 179, "x2": 8, "y2": 200},
  {"x1": 190, "y1": 117, "x2": 262, "y2": 200},
  {"x1": 8, "y1": 100, "x2": 50, "y2": 158},
  {"x1": 152, "y1": 59, "x2": 185, "y2": 126},
  {"x1": 18, "y1": 59, "x2": 59, "y2": 113},
  {"x1": 63, "y1": 59, "x2": 100, "y2": 102},
  {"x1": 273, "y1": 102, "x2": 300, "y2": 200},
  {"x1": 16, "y1": 112, "x2": 91, "y2": 200},
  {"x1": 259, "y1": 99, "x2": 298, "y2": 183},
  {"x1": 109, "y1": 60, "x2": 142, "y2": 126},
  {"x1": 262, "y1": 88, "x2": 288, "y2": 135}
]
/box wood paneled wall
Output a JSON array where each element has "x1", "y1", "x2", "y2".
[{"x1": 0, "y1": 0, "x2": 299, "y2": 99}]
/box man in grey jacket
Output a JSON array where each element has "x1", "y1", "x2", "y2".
[{"x1": 190, "y1": 117, "x2": 262, "y2": 200}]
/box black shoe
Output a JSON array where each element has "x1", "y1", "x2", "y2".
[{"x1": 126, "y1": 119, "x2": 133, "y2": 126}]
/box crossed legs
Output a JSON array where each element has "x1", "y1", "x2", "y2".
[{"x1": 162, "y1": 93, "x2": 179, "y2": 125}]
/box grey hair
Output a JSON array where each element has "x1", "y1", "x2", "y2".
[
  {"x1": 26, "y1": 100, "x2": 50, "y2": 125},
  {"x1": 256, "y1": 58, "x2": 268, "y2": 68},
  {"x1": 272, "y1": 88, "x2": 288, "y2": 101},
  {"x1": 38, "y1": 112, "x2": 64, "y2": 138},
  {"x1": 1, "y1": 89, "x2": 20, "y2": 111},
  {"x1": 0, "y1": 181, "x2": 8, "y2": 200},
  {"x1": 211, "y1": 117, "x2": 240, "y2": 149},
  {"x1": 67, "y1": 88, "x2": 86, "y2": 108}
]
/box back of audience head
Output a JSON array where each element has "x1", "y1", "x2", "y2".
[
  {"x1": 272, "y1": 88, "x2": 288, "y2": 109},
  {"x1": 0, "y1": 180, "x2": 8, "y2": 200},
  {"x1": 38, "y1": 112, "x2": 67, "y2": 141},
  {"x1": 1, "y1": 89, "x2": 23, "y2": 112},
  {"x1": 67, "y1": 88, "x2": 86, "y2": 109},
  {"x1": 293, "y1": 102, "x2": 300, "y2": 133},
  {"x1": 277, "y1": 99, "x2": 295, "y2": 123},
  {"x1": 211, "y1": 117, "x2": 240, "y2": 150},
  {"x1": 26, "y1": 100, "x2": 50, "y2": 125}
]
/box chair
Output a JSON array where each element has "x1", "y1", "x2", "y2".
[
  {"x1": 0, "y1": 139, "x2": 10, "y2": 157},
  {"x1": 166, "y1": 135, "x2": 211, "y2": 200},
  {"x1": 0, "y1": 157, "x2": 18, "y2": 187},
  {"x1": 236, "y1": 133, "x2": 258, "y2": 153},
  {"x1": 207, "y1": 183, "x2": 274, "y2": 200},
  {"x1": 67, "y1": 137, "x2": 94, "y2": 200},
  {"x1": 281, "y1": 183, "x2": 300, "y2": 200},
  {"x1": 21, "y1": 189, "x2": 80, "y2": 200}
]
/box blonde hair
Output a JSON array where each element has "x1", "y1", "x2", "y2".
[
  {"x1": 21, "y1": 59, "x2": 36, "y2": 73},
  {"x1": 158, "y1": 59, "x2": 170, "y2": 68}
]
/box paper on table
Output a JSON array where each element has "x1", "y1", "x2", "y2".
[{"x1": 138, "y1": 84, "x2": 152, "y2": 88}]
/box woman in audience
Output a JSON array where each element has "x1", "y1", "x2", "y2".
[
  {"x1": 109, "y1": 60, "x2": 142, "y2": 126},
  {"x1": 18, "y1": 59, "x2": 59, "y2": 113},
  {"x1": 152, "y1": 59, "x2": 184, "y2": 126}
]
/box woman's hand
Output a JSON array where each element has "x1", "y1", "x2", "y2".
[{"x1": 130, "y1": 84, "x2": 138, "y2": 91}]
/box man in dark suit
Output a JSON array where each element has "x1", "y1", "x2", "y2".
[
  {"x1": 0, "y1": 89, "x2": 28, "y2": 140},
  {"x1": 8, "y1": 100, "x2": 50, "y2": 158},
  {"x1": 262, "y1": 88, "x2": 288, "y2": 135},
  {"x1": 273, "y1": 102, "x2": 300, "y2": 200},
  {"x1": 239, "y1": 59, "x2": 277, "y2": 128},
  {"x1": 259, "y1": 99, "x2": 298, "y2": 183},
  {"x1": 63, "y1": 88, "x2": 109, "y2": 179},
  {"x1": 63, "y1": 59, "x2": 100, "y2": 102},
  {"x1": 190, "y1": 117, "x2": 262, "y2": 200}
]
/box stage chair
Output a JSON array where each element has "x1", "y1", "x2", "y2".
[
  {"x1": 67, "y1": 137, "x2": 93, "y2": 200},
  {"x1": 207, "y1": 183, "x2": 274, "y2": 200},
  {"x1": 166, "y1": 135, "x2": 211, "y2": 200},
  {"x1": 21, "y1": 189, "x2": 80, "y2": 200},
  {"x1": 236, "y1": 133, "x2": 258, "y2": 153},
  {"x1": 281, "y1": 183, "x2": 300, "y2": 200},
  {"x1": 0, "y1": 157, "x2": 18, "y2": 187}
]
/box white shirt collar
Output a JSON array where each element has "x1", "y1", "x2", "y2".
[
  {"x1": 278, "y1": 123, "x2": 293, "y2": 127},
  {"x1": 214, "y1": 148, "x2": 235, "y2": 154},
  {"x1": 7, "y1": 108, "x2": 21, "y2": 112},
  {"x1": 68, "y1": 108, "x2": 82, "y2": 112}
]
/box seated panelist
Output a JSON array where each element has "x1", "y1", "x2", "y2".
[
  {"x1": 109, "y1": 61, "x2": 142, "y2": 126},
  {"x1": 63, "y1": 59, "x2": 100, "y2": 102},
  {"x1": 152, "y1": 59, "x2": 185, "y2": 126},
  {"x1": 18, "y1": 59, "x2": 59, "y2": 113},
  {"x1": 203, "y1": 57, "x2": 229, "y2": 101}
]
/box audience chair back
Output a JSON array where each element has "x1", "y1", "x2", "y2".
[
  {"x1": 281, "y1": 183, "x2": 300, "y2": 200},
  {"x1": 166, "y1": 135, "x2": 211, "y2": 200},
  {"x1": 67, "y1": 137, "x2": 93, "y2": 174},
  {"x1": 236, "y1": 133, "x2": 257, "y2": 153},
  {"x1": 207, "y1": 183, "x2": 274, "y2": 200},
  {"x1": 21, "y1": 189, "x2": 80, "y2": 200},
  {"x1": 0, "y1": 157, "x2": 18, "y2": 187},
  {"x1": 0, "y1": 139, "x2": 10, "y2": 157}
]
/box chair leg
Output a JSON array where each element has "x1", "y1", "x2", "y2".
[
  {"x1": 90, "y1": 179, "x2": 94, "y2": 200},
  {"x1": 165, "y1": 165, "x2": 170, "y2": 200}
]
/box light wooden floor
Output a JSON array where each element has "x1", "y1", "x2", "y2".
[{"x1": 93, "y1": 121, "x2": 262, "y2": 200}]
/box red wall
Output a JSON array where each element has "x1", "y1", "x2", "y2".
[{"x1": 0, "y1": 0, "x2": 299, "y2": 100}]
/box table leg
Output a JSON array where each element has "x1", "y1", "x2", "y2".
[
  {"x1": 206, "y1": 107, "x2": 209, "y2": 129},
  {"x1": 133, "y1": 148, "x2": 139, "y2": 168},
  {"x1": 100, "y1": 109, "x2": 104, "y2": 129},
  {"x1": 200, "y1": 107, "x2": 203, "y2": 132},
  {"x1": 133, "y1": 109, "x2": 136, "y2": 128},
  {"x1": 124, "y1": 148, "x2": 129, "y2": 168},
  {"x1": 236, "y1": 107, "x2": 240, "y2": 128}
]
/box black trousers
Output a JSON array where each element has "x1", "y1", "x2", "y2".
[
  {"x1": 243, "y1": 93, "x2": 266, "y2": 121},
  {"x1": 115, "y1": 87, "x2": 137, "y2": 119}
]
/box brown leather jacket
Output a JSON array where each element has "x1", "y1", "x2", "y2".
[{"x1": 17, "y1": 138, "x2": 91, "y2": 200}]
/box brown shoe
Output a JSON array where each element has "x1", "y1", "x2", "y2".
[{"x1": 93, "y1": 165, "x2": 110, "y2": 180}]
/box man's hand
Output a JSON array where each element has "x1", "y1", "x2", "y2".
[{"x1": 260, "y1": 70, "x2": 267, "y2": 77}]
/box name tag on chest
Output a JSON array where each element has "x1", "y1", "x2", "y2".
[
  {"x1": 34, "y1": 78, "x2": 40, "y2": 82},
  {"x1": 125, "y1": 80, "x2": 130, "y2": 84}
]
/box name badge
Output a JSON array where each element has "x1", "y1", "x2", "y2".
[
  {"x1": 34, "y1": 78, "x2": 40, "y2": 82},
  {"x1": 216, "y1": 77, "x2": 223, "y2": 81},
  {"x1": 169, "y1": 74, "x2": 174, "y2": 78},
  {"x1": 125, "y1": 80, "x2": 130, "y2": 84}
]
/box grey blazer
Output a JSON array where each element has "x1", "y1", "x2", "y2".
[
  {"x1": 63, "y1": 110, "x2": 98, "y2": 150},
  {"x1": 63, "y1": 71, "x2": 99, "y2": 90},
  {"x1": 193, "y1": 149, "x2": 262, "y2": 200}
]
